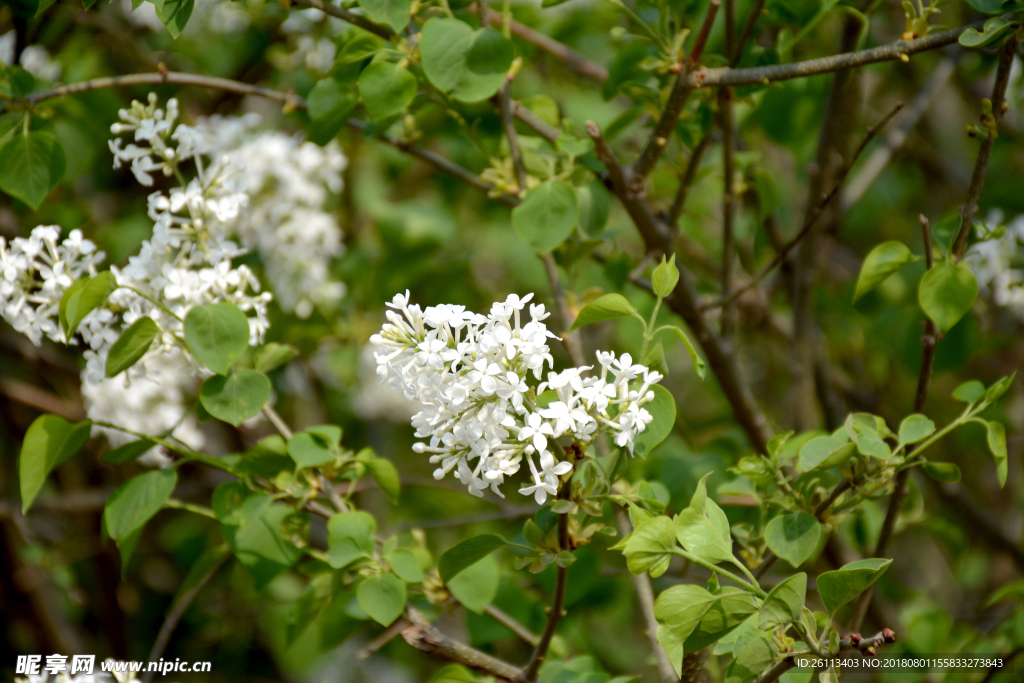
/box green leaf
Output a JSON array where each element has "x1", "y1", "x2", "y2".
[
  {"x1": 222, "y1": 494, "x2": 304, "y2": 587},
  {"x1": 632, "y1": 385, "x2": 676, "y2": 457},
  {"x1": 439, "y1": 533, "x2": 509, "y2": 583},
  {"x1": 511, "y1": 180, "x2": 580, "y2": 254},
  {"x1": 853, "y1": 241, "x2": 914, "y2": 302},
  {"x1": 420, "y1": 19, "x2": 514, "y2": 103},
  {"x1": 918, "y1": 263, "x2": 978, "y2": 332},
  {"x1": 922, "y1": 461, "x2": 962, "y2": 483},
  {"x1": 199, "y1": 370, "x2": 271, "y2": 426},
  {"x1": 447, "y1": 553, "x2": 499, "y2": 613},
  {"x1": 986, "y1": 421, "x2": 1008, "y2": 487},
  {"x1": 577, "y1": 180, "x2": 610, "y2": 237},
  {"x1": 846, "y1": 417, "x2": 891, "y2": 460},
  {"x1": 19, "y1": 415, "x2": 93, "y2": 512},
  {"x1": 184, "y1": 302, "x2": 250, "y2": 375},
  {"x1": 661, "y1": 325, "x2": 706, "y2": 379},
  {"x1": 797, "y1": 436, "x2": 855, "y2": 473},
  {"x1": 675, "y1": 474, "x2": 734, "y2": 564},
  {"x1": 816, "y1": 558, "x2": 892, "y2": 615},
  {"x1": 953, "y1": 380, "x2": 986, "y2": 404},
  {"x1": 731, "y1": 634, "x2": 778, "y2": 682},
  {"x1": 307, "y1": 77, "x2": 358, "y2": 146},
  {"x1": 569, "y1": 293, "x2": 637, "y2": 331},
  {"x1": 63, "y1": 271, "x2": 117, "y2": 336},
  {"x1": 0, "y1": 129, "x2": 66, "y2": 209},
  {"x1": 358, "y1": 61, "x2": 417, "y2": 121},
  {"x1": 960, "y1": 16, "x2": 1015, "y2": 47},
  {"x1": 655, "y1": 585, "x2": 758, "y2": 674},
  {"x1": 966, "y1": 0, "x2": 1018, "y2": 15},
  {"x1": 101, "y1": 439, "x2": 155, "y2": 464},
  {"x1": 622, "y1": 515, "x2": 676, "y2": 578},
  {"x1": 758, "y1": 573, "x2": 807, "y2": 629},
  {"x1": 652, "y1": 255, "x2": 680, "y2": 298},
  {"x1": 254, "y1": 342, "x2": 300, "y2": 373},
  {"x1": 357, "y1": 574, "x2": 407, "y2": 626},
  {"x1": 105, "y1": 316, "x2": 159, "y2": 378},
  {"x1": 152, "y1": 0, "x2": 194, "y2": 38},
  {"x1": 763, "y1": 512, "x2": 821, "y2": 567},
  {"x1": 336, "y1": 34, "x2": 386, "y2": 65},
  {"x1": 428, "y1": 665, "x2": 479, "y2": 683},
  {"x1": 366, "y1": 456, "x2": 401, "y2": 505},
  {"x1": 358, "y1": 0, "x2": 411, "y2": 31},
  {"x1": 326, "y1": 510, "x2": 377, "y2": 568},
  {"x1": 898, "y1": 414, "x2": 935, "y2": 446},
  {"x1": 387, "y1": 548, "x2": 425, "y2": 582},
  {"x1": 103, "y1": 469, "x2": 177, "y2": 541},
  {"x1": 287, "y1": 432, "x2": 335, "y2": 468},
  {"x1": 58, "y1": 278, "x2": 88, "y2": 336}
]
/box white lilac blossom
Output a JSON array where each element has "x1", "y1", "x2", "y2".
[
  {"x1": 370, "y1": 291, "x2": 664, "y2": 503},
  {"x1": 196, "y1": 114, "x2": 348, "y2": 317},
  {"x1": 965, "y1": 211, "x2": 1024, "y2": 320},
  {"x1": 2, "y1": 96, "x2": 274, "y2": 463}
]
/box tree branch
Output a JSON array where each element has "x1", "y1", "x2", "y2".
[
  {"x1": 518, "y1": 483, "x2": 571, "y2": 682},
  {"x1": 690, "y1": 25, "x2": 973, "y2": 89},
  {"x1": 700, "y1": 102, "x2": 902, "y2": 312},
  {"x1": 951, "y1": 36, "x2": 1018, "y2": 257},
  {"x1": 588, "y1": 121, "x2": 774, "y2": 454},
  {"x1": 484, "y1": 605, "x2": 541, "y2": 646},
  {"x1": 719, "y1": 86, "x2": 736, "y2": 336},
  {"x1": 667, "y1": 131, "x2": 713, "y2": 226},
  {"x1": 289, "y1": 0, "x2": 393, "y2": 39},
  {"x1": 403, "y1": 607, "x2": 523, "y2": 680}
]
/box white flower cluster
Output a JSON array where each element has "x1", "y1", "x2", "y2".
[
  {"x1": 370, "y1": 291, "x2": 664, "y2": 503},
  {"x1": 965, "y1": 212, "x2": 1024, "y2": 320},
  {"x1": 0, "y1": 226, "x2": 104, "y2": 345},
  {"x1": 197, "y1": 114, "x2": 348, "y2": 317}
]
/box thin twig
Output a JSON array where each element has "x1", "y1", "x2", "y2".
[
  {"x1": 358, "y1": 617, "x2": 411, "y2": 658},
  {"x1": 616, "y1": 509, "x2": 679, "y2": 683},
  {"x1": 289, "y1": 0, "x2": 393, "y2": 39},
  {"x1": 512, "y1": 100, "x2": 562, "y2": 143},
  {"x1": 590, "y1": 119, "x2": 774, "y2": 453},
  {"x1": 701, "y1": 102, "x2": 903, "y2": 312},
  {"x1": 484, "y1": 605, "x2": 541, "y2": 646},
  {"x1": 142, "y1": 550, "x2": 229, "y2": 683},
  {"x1": 631, "y1": 0, "x2": 720, "y2": 181},
  {"x1": 952, "y1": 37, "x2": 1018, "y2": 258},
  {"x1": 668, "y1": 131, "x2": 713, "y2": 226},
  {"x1": 719, "y1": 86, "x2": 736, "y2": 337},
  {"x1": 733, "y1": 0, "x2": 767, "y2": 66},
  {"x1": 542, "y1": 254, "x2": 586, "y2": 367},
  {"x1": 840, "y1": 57, "x2": 956, "y2": 211},
  {"x1": 848, "y1": 214, "x2": 938, "y2": 632},
  {"x1": 261, "y1": 404, "x2": 294, "y2": 440},
  {"x1": 482, "y1": 7, "x2": 608, "y2": 82},
  {"x1": 519, "y1": 483, "x2": 571, "y2": 682}
]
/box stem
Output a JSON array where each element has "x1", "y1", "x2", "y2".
[
  {"x1": 718, "y1": 86, "x2": 736, "y2": 336},
  {"x1": 289, "y1": 0, "x2": 392, "y2": 38},
  {"x1": 261, "y1": 404, "x2": 294, "y2": 440},
  {"x1": 701, "y1": 102, "x2": 903, "y2": 312},
  {"x1": 404, "y1": 607, "x2": 523, "y2": 680},
  {"x1": 951, "y1": 37, "x2": 1018, "y2": 258},
  {"x1": 668, "y1": 131, "x2": 712, "y2": 226},
  {"x1": 140, "y1": 549, "x2": 229, "y2": 683},
  {"x1": 542, "y1": 254, "x2": 586, "y2": 367},
  {"x1": 484, "y1": 605, "x2": 541, "y2": 646},
  {"x1": 518, "y1": 482, "x2": 571, "y2": 682},
  {"x1": 121, "y1": 285, "x2": 182, "y2": 322},
  {"x1": 482, "y1": 7, "x2": 609, "y2": 82},
  {"x1": 670, "y1": 549, "x2": 766, "y2": 597},
  {"x1": 163, "y1": 499, "x2": 217, "y2": 519}
]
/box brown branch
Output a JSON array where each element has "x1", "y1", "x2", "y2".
[
  {"x1": 289, "y1": 0, "x2": 393, "y2": 39},
  {"x1": 668, "y1": 131, "x2": 713, "y2": 226},
  {"x1": 483, "y1": 8, "x2": 608, "y2": 82},
  {"x1": 142, "y1": 550, "x2": 230, "y2": 683},
  {"x1": 952, "y1": 37, "x2": 1018, "y2": 257},
  {"x1": 689, "y1": 0, "x2": 721, "y2": 66},
  {"x1": 701, "y1": 102, "x2": 903, "y2": 312},
  {"x1": 512, "y1": 100, "x2": 562, "y2": 143},
  {"x1": 518, "y1": 483, "x2": 571, "y2": 682},
  {"x1": 719, "y1": 86, "x2": 736, "y2": 336},
  {"x1": 542, "y1": 254, "x2": 587, "y2": 367},
  {"x1": 588, "y1": 120, "x2": 774, "y2": 454},
  {"x1": 403, "y1": 607, "x2": 523, "y2": 680},
  {"x1": 733, "y1": 0, "x2": 767, "y2": 66},
  {"x1": 840, "y1": 56, "x2": 956, "y2": 211},
  {"x1": 690, "y1": 24, "x2": 973, "y2": 88}
]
